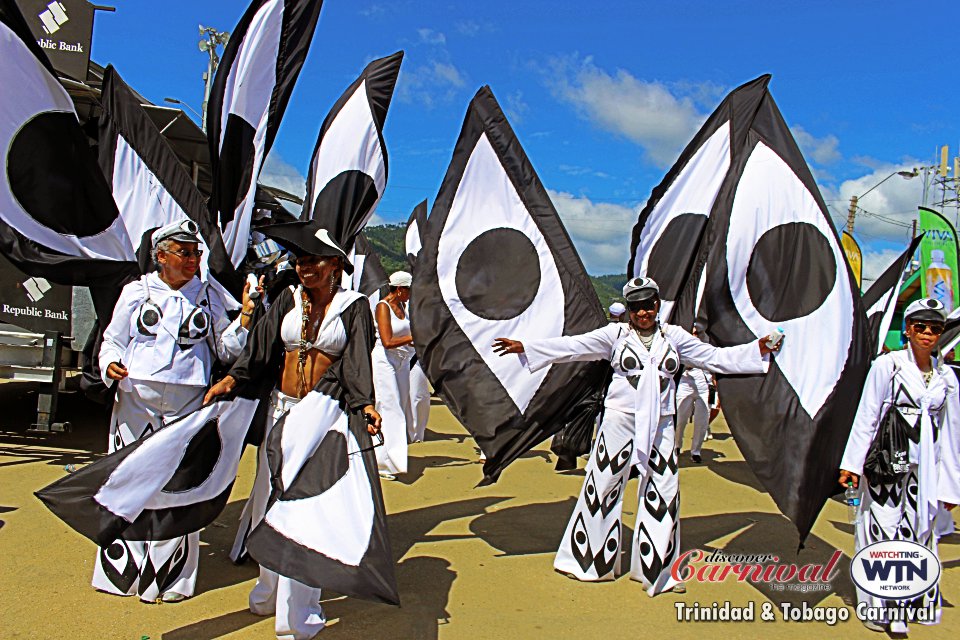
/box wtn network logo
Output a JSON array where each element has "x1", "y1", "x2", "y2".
[{"x1": 850, "y1": 540, "x2": 940, "y2": 599}]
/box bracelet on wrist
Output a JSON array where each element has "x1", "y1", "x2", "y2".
[{"x1": 241, "y1": 311, "x2": 253, "y2": 317}]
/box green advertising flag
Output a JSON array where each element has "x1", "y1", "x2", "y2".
[{"x1": 918, "y1": 206, "x2": 960, "y2": 313}]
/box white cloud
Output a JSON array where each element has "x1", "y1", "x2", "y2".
[
  {"x1": 417, "y1": 28, "x2": 446, "y2": 45},
  {"x1": 260, "y1": 152, "x2": 306, "y2": 199},
  {"x1": 504, "y1": 90, "x2": 529, "y2": 123},
  {"x1": 548, "y1": 189, "x2": 639, "y2": 275},
  {"x1": 791, "y1": 126, "x2": 841, "y2": 165},
  {"x1": 455, "y1": 20, "x2": 481, "y2": 36},
  {"x1": 861, "y1": 247, "x2": 907, "y2": 284},
  {"x1": 547, "y1": 57, "x2": 708, "y2": 167},
  {"x1": 396, "y1": 60, "x2": 468, "y2": 109}
]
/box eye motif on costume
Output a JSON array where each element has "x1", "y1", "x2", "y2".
[
  {"x1": 136, "y1": 301, "x2": 162, "y2": 337},
  {"x1": 658, "y1": 346, "x2": 680, "y2": 376},
  {"x1": 99, "y1": 539, "x2": 138, "y2": 593},
  {"x1": 177, "y1": 307, "x2": 210, "y2": 346},
  {"x1": 617, "y1": 343, "x2": 643, "y2": 374}
]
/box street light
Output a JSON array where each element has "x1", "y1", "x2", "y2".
[
  {"x1": 846, "y1": 169, "x2": 919, "y2": 234},
  {"x1": 163, "y1": 97, "x2": 202, "y2": 123}
]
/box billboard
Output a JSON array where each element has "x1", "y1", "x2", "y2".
[
  {"x1": 0, "y1": 253, "x2": 71, "y2": 334},
  {"x1": 841, "y1": 231, "x2": 862, "y2": 289},
  {"x1": 918, "y1": 206, "x2": 960, "y2": 313},
  {"x1": 13, "y1": 0, "x2": 95, "y2": 81}
]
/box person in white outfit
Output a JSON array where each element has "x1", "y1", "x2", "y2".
[
  {"x1": 372, "y1": 271, "x2": 416, "y2": 479},
  {"x1": 839, "y1": 298, "x2": 960, "y2": 635},
  {"x1": 675, "y1": 327, "x2": 713, "y2": 463},
  {"x1": 95, "y1": 219, "x2": 253, "y2": 603},
  {"x1": 494, "y1": 277, "x2": 777, "y2": 596},
  {"x1": 408, "y1": 356, "x2": 430, "y2": 443}
]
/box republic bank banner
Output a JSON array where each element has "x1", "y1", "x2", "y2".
[
  {"x1": 0, "y1": 253, "x2": 71, "y2": 333},
  {"x1": 14, "y1": 0, "x2": 94, "y2": 80},
  {"x1": 918, "y1": 206, "x2": 960, "y2": 313}
]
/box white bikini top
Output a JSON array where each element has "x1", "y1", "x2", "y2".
[
  {"x1": 376, "y1": 299, "x2": 411, "y2": 345},
  {"x1": 280, "y1": 286, "x2": 349, "y2": 357}
]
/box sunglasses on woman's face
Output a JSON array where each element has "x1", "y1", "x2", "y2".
[
  {"x1": 627, "y1": 299, "x2": 658, "y2": 313},
  {"x1": 910, "y1": 322, "x2": 945, "y2": 336}
]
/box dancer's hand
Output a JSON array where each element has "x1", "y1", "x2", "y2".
[
  {"x1": 106, "y1": 362, "x2": 128, "y2": 381},
  {"x1": 362, "y1": 406, "x2": 382, "y2": 435},
  {"x1": 204, "y1": 375, "x2": 236, "y2": 405},
  {"x1": 493, "y1": 338, "x2": 524, "y2": 356},
  {"x1": 838, "y1": 469, "x2": 858, "y2": 489}
]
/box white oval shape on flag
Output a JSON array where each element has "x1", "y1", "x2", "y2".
[
  {"x1": 725, "y1": 141, "x2": 853, "y2": 418},
  {"x1": 307, "y1": 80, "x2": 387, "y2": 210},
  {"x1": 850, "y1": 540, "x2": 940, "y2": 600},
  {"x1": 436, "y1": 133, "x2": 563, "y2": 413},
  {"x1": 632, "y1": 123, "x2": 730, "y2": 321}
]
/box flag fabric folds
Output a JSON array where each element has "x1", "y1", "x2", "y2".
[
  {"x1": 410, "y1": 86, "x2": 608, "y2": 482},
  {"x1": 345, "y1": 232, "x2": 389, "y2": 302},
  {"x1": 405, "y1": 199, "x2": 428, "y2": 267},
  {"x1": 861, "y1": 236, "x2": 922, "y2": 356},
  {"x1": 207, "y1": 0, "x2": 324, "y2": 267},
  {"x1": 301, "y1": 51, "x2": 403, "y2": 252}
]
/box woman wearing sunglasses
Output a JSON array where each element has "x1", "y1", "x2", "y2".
[
  {"x1": 493, "y1": 276, "x2": 779, "y2": 596},
  {"x1": 204, "y1": 220, "x2": 382, "y2": 640},
  {"x1": 839, "y1": 298, "x2": 960, "y2": 634}
]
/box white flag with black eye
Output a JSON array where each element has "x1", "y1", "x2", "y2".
[
  {"x1": 696, "y1": 81, "x2": 871, "y2": 543},
  {"x1": 628, "y1": 76, "x2": 770, "y2": 328},
  {"x1": 411, "y1": 87, "x2": 608, "y2": 482},
  {"x1": 206, "y1": 0, "x2": 324, "y2": 267},
  {"x1": 861, "y1": 235, "x2": 922, "y2": 356},
  {"x1": 301, "y1": 51, "x2": 403, "y2": 253},
  {"x1": 0, "y1": 0, "x2": 136, "y2": 286},
  {"x1": 405, "y1": 199, "x2": 427, "y2": 268}
]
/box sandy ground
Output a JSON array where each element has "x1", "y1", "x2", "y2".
[{"x1": 1, "y1": 381, "x2": 958, "y2": 640}]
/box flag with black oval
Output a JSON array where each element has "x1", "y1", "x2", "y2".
[
  {"x1": 861, "y1": 236, "x2": 922, "y2": 356},
  {"x1": 410, "y1": 86, "x2": 608, "y2": 482},
  {"x1": 696, "y1": 83, "x2": 871, "y2": 542}
]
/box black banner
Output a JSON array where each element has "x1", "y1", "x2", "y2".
[
  {"x1": 14, "y1": 0, "x2": 94, "y2": 80},
  {"x1": 0, "y1": 252, "x2": 71, "y2": 333}
]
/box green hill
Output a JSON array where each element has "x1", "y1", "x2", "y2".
[{"x1": 365, "y1": 224, "x2": 626, "y2": 306}]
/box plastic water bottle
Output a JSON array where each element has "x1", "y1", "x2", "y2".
[
  {"x1": 764, "y1": 327, "x2": 785, "y2": 349},
  {"x1": 845, "y1": 482, "x2": 861, "y2": 525}
]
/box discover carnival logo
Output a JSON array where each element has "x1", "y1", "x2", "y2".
[{"x1": 850, "y1": 540, "x2": 940, "y2": 600}]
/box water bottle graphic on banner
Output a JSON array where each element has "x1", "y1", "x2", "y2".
[{"x1": 925, "y1": 250, "x2": 954, "y2": 313}]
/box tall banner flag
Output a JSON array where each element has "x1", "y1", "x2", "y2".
[
  {"x1": 207, "y1": 0, "x2": 324, "y2": 267},
  {"x1": 405, "y1": 199, "x2": 427, "y2": 267},
  {"x1": 841, "y1": 231, "x2": 863, "y2": 289},
  {"x1": 411, "y1": 86, "x2": 608, "y2": 482},
  {"x1": 917, "y1": 206, "x2": 959, "y2": 313},
  {"x1": 628, "y1": 76, "x2": 770, "y2": 328},
  {"x1": 345, "y1": 232, "x2": 389, "y2": 303},
  {"x1": 653, "y1": 78, "x2": 870, "y2": 542},
  {"x1": 301, "y1": 51, "x2": 403, "y2": 252},
  {"x1": 0, "y1": 0, "x2": 135, "y2": 286},
  {"x1": 861, "y1": 235, "x2": 922, "y2": 356}
]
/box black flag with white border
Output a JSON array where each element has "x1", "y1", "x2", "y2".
[
  {"x1": 410, "y1": 86, "x2": 608, "y2": 482},
  {"x1": 0, "y1": 0, "x2": 134, "y2": 286},
  {"x1": 35, "y1": 397, "x2": 260, "y2": 547},
  {"x1": 696, "y1": 81, "x2": 870, "y2": 542},
  {"x1": 861, "y1": 235, "x2": 922, "y2": 356},
  {"x1": 301, "y1": 51, "x2": 403, "y2": 252},
  {"x1": 628, "y1": 76, "x2": 770, "y2": 328},
  {"x1": 405, "y1": 199, "x2": 427, "y2": 267},
  {"x1": 207, "y1": 0, "x2": 324, "y2": 266}
]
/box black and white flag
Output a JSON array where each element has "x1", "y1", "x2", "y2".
[
  {"x1": 98, "y1": 65, "x2": 243, "y2": 297},
  {"x1": 861, "y1": 235, "x2": 922, "y2": 356},
  {"x1": 301, "y1": 51, "x2": 403, "y2": 252},
  {"x1": 344, "y1": 232, "x2": 389, "y2": 303},
  {"x1": 410, "y1": 86, "x2": 608, "y2": 482},
  {"x1": 628, "y1": 76, "x2": 770, "y2": 328},
  {"x1": 207, "y1": 0, "x2": 324, "y2": 266},
  {"x1": 691, "y1": 80, "x2": 870, "y2": 542},
  {"x1": 0, "y1": 0, "x2": 134, "y2": 286},
  {"x1": 244, "y1": 381, "x2": 399, "y2": 605},
  {"x1": 35, "y1": 397, "x2": 260, "y2": 547},
  {"x1": 405, "y1": 199, "x2": 427, "y2": 267}
]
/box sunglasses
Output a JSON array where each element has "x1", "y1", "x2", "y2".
[
  {"x1": 627, "y1": 299, "x2": 658, "y2": 313},
  {"x1": 165, "y1": 249, "x2": 203, "y2": 259},
  {"x1": 910, "y1": 322, "x2": 945, "y2": 336}
]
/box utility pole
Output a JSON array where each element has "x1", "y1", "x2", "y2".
[
  {"x1": 198, "y1": 26, "x2": 229, "y2": 132},
  {"x1": 846, "y1": 195, "x2": 859, "y2": 234},
  {"x1": 912, "y1": 218, "x2": 917, "y2": 239}
]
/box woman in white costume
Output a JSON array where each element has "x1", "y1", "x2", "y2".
[
  {"x1": 675, "y1": 327, "x2": 713, "y2": 463},
  {"x1": 372, "y1": 271, "x2": 415, "y2": 479},
  {"x1": 840, "y1": 298, "x2": 960, "y2": 635},
  {"x1": 494, "y1": 277, "x2": 777, "y2": 596},
  {"x1": 205, "y1": 220, "x2": 382, "y2": 640},
  {"x1": 95, "y1": 219, "x2": 253, "y2": 603}
]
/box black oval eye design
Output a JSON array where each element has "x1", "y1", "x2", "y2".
[
  {"x1": 619, "y1": 343, "x2": 643, "y2": 372},
  {"x1": 136, "y1": 301, "x2": 162, "y2": 336},
  {"x1": 178, "y1": 307, "x2": 210, "y2": 345}
]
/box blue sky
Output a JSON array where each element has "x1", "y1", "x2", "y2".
[{"x1": 88, "y1": 0, "x2": 960, "y2": 276}]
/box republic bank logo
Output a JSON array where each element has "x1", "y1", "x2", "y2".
[
  {"x1": 38, "y1": 1, "x2": 69, "y2": 35},
  {"x1": 22, "y1": 277, "x2": 52, "y2": 303}
]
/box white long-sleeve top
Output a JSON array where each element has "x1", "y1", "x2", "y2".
[
  {"x1": 522, "y1": 322, "x2": 766, "y2": 415},
  {"x1": 99, "y1": 273, "x2": 248, "y2": 387},
  {"x1": 839, "y1": 349, "x2": 960, "y2": 512},
  {"x1": 678, "y1": 367, "x2": 712, "y2": 398}
]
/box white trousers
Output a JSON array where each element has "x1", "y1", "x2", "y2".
[
  {"x1": 408, "y1": 360, "x2": 430, "y2": 443},
  {"x1": 247, "y1": 389, "x2": 325, "y2": 640},
  {"x1": 554, "y1": 408, "x2": 681, "y2": 596},
  {"x1": 372, "y1": 345, "x2": 412, "y2": 474},
  {"x1": 92, "y1": 380, "x2": 203, "y2": 601},
  {"x1": 675, "y1": 381, "x2": 709, "y2": 455}
]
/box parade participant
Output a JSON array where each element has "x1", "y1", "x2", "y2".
[
  {"x1": 95, "y1": 219, "x2": 254, "y2": 603},
  {"x1": 839, "y1": 298, "x2": 960, "y2": 634},
  {"x1": 204, "y1": 220, "x2": 382, "y2": 640},
  {"x1": 609, "y1": 302, "x2": 626, "y2": 323},
  {"x1": 675, "y1": 326, "x2": 713, "y2": 463},
  {"x1": 493, "y1": 276, "x2": 777, "y2": 596},
  {"x1": 373, "y1": 271, "x2": 415, "y2": 479},
  {"x1": 408, "y1": 357, "x2": 431, "y2": 443}
]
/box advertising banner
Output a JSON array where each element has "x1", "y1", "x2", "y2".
[
  {"x1": 13, "y1": 0, "x2": 95, "y2": 80},
  {"x1": 918, "y1": 206, "x2": 960, "y2": 313},
  {"x1": 841, "y1": 231, "x2": 862, "y2": 289},
  {"x1": 0, "y1": 253, "x2": 71, "y2": 334}
]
